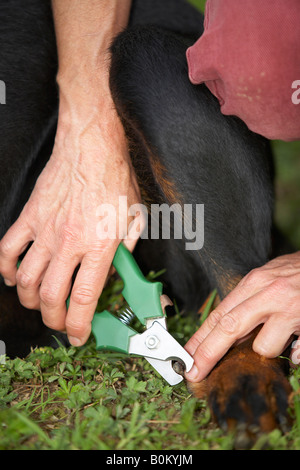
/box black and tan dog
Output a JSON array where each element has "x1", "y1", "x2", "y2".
[{"x1": 0, "y1": 0, "x2": 293, "y2": 441}]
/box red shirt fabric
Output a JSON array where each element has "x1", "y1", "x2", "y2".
[{"x1": 186, "y1": 0, "x2": 300, "y2": 141}]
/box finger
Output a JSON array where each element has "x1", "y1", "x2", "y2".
[
  {"x1": 0, "y1": 220, "x2": 33, "y2": 285},
  {"x1": 101, "y1": 234, "x2": 136, "y2": 289},
  {"x1": 66, "y1": 248, "x2": 116, "y2": 346},
  {"x1": 122, "y1": 236, "x2": 138, "y2": 253},
  {"x1": 185, "y1": 280, "x2": 265, "y2": 356},
  {"x1": 253, "y1": 315, "x2": 296, "y2": 357},
  {"x1": 125, "y1": 204, "x2": 147, "y2": 251},
  {"x1": 16, "y1": 243, "x2": 51, "y2": 310},
  {"x1": 110, "y1": 213, "x2": 142, "y2": 272},
  {"x1": 185, "y1": 290, "x2": 249, "y2": 357},
  {"x1": 39, "y1": 252, "x2": 80, "y2": 332},
  {"x1": 185, "y1": 290, "x2": 274, "y2": 382}
]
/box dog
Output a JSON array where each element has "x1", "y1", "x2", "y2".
[{"x1": 0, "y1": 0, "x2": 293, "y2": 445}]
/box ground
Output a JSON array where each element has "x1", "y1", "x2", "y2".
[{"x1": 0, "y1": 0, "x2": 300, "y2": 451}]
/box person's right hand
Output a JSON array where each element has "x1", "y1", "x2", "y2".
[{"x1": 0, "y1": 85, "x2": 142, "y2": 347}]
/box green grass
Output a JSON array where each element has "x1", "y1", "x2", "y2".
[
  {"x1": 1, "y1": 0, "x2": 300, "y2": 452},
  {"x1": 0, "y1": 281, "x2": 231, "y2": 451},
  {"x1": 1, "y1": 278, "x2": 300, "y2": 451},
  {"x1": 188, "y1": 0, "x2": 207, "y2": 13},
  {"x1": 273, "y1": 140, "x2": 300, "y2": 250}
]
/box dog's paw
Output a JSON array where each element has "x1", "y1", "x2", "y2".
[{"x1": 188, "y1": 338, "x2": 292, "y2": 449}]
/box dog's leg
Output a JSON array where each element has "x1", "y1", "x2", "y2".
[
  {"x1": 0, "y1": 0, "x2": 65, "y2": 357},
  {"x1": 109, "y1": 25, "x2": 292, "y2": 441}
]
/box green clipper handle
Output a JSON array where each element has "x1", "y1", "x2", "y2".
[
  {"x1": 91, "y1": 243, "x2": 165, "y2": 353},
  {"x1": 112, "y1": 243, "x2": 164, "y2": 325},
  {"x1": 92, "y1": 310, "x2": 136, "y2": 354}
]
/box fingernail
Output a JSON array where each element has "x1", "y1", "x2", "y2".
[
  {"x1": 4, "y1": 279, "x2": 13, "y2": 286},
  {"x1": 185, "y1": 364, "x2": 199, "y2": 381},
  {"x1": 68, "y1": 336, "x2": 82, "y2": 347}
]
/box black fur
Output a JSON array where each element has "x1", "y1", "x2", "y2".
[
  {"x1": 109, "y1": 22, "x2": 274, "y2": 308},
  {"x1": 0, "y1": 0, "x2": 274, "y2": 354},
  {"x1": 0, "y1": 0, "x2": 292, "y2": 435},
  {"x1": 0, "y1": 0, "x2": 58, "y2": 239}
]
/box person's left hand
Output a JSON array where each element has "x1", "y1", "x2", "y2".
[{"x1": 184, "y1": 252, "x2": 300, "y2": 382}]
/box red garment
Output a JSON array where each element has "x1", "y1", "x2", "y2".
[{"x1": 186, "y1": 0, "x2": 300, "y2": 141}]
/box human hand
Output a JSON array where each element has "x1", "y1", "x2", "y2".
[
  {"x1": 0, "y1": 90, "x2": 141, "y2": 347},
  {"x1": 184, "y1": 252, "x2": 300, "y2": 382}
]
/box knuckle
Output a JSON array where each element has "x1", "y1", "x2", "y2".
[
  {"x1": 218, "y1": 313, "x2": 239, "y2": 336},
  {"x1": 82, "y1": 253, "x2": 103, "y2": 270},
  {"x1": 197, "y1": 344, "x2": 215, "y2": 365},
  {"x1": 243, "y1": 267, "x2": 261, "y2": 285},
  {"x1": 0, "y1": 239, "x2": 13, "y2": 258},
  {"x1": 71, "y1": 285, "x2": 96, "y2": 306},
  {"x1": 16, "y1": 270, "x2": 35, "y2": 289},
  {"x1": 270, "y1": 277, "x2": 290, "y2": 293},
  {"x1": 206, "y1": 309, "x2": 223, "y2": 330},
  {"x1": 274, "y1": 292, "x2": 299, "y2": 319},
  {"x1": 60, "y1": 224, "x2": 81, "y2": 247},
  {"x1": 39, "y1": 285, "x2": 59, "y2": 307}
]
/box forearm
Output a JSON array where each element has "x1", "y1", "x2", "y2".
[
  {"x1": 51, "y1": 0, "x2": 132, "y2": 158},
  {"x1": 52, "y1": 0, "x2": 131, "y2": 87}
]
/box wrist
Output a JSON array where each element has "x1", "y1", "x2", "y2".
[
  {"x1": 56, "y1": 71, "x2": 116, "y2": 127},
  {"x1": 56, "y1": 61, "x2": 110, "y2": 103},
  {"x1": 55, "y1": 38, "x2": 112, "y2": 93},
  {"x1": 54, "y1": 87, "x2": 129, "y2": 164}
]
